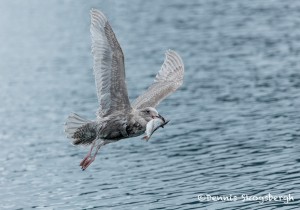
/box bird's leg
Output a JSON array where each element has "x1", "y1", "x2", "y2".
[
  {"x1": 80, "y1": 139, "x2": 104, "y2": 170},
  {"x1": 79, "y1": 141, "x2": 95, "y2": 167}
]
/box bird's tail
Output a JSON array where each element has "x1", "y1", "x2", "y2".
[{"x1": 64, "y1": 113, "x2": 97, "y2": 145}]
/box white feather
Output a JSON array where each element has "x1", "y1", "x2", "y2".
[{"x1": 132, "y1": 50, "x2": 184, "y2": 109}]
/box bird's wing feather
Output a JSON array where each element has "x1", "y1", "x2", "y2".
[
  {"x1": 132, "y1": 50, "x2": 184, "y2": 109},
  {"x1": 90, "y1": 9, "x2": 131, "y2": 117}
]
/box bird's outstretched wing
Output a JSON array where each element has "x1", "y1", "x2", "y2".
[
  {"x1": 90, "y1": 9, "x2": 131, "y2": 117},
  {"x1": 132, "y1": 50, "x2": 184, "y2": 109}
]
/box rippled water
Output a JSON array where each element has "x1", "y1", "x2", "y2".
[{"x1": 1, "y1": 0, "x2": 300, "y2": 209}]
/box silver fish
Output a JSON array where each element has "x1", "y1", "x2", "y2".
[{"x1": 142, "y1": 118, "x2": 169, "y2": 141}]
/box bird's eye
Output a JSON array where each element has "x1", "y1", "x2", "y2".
[{"x1": 146, "y1": 110, "x2": 150, "y2": 114}]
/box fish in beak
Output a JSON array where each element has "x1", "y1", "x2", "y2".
[
  {"x1": 142, "y1": 117, "x2": 170, "y2": 141},
  {"x1": 157, "y1": 114, "x2": 165, "y2": 123},
  {"x1": 153, "y1": 114, "x2": 166, "y2": 128}
]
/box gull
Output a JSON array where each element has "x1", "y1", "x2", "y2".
[{"x1": 65, "y1": 9, "x2": 184, "y2": 170}]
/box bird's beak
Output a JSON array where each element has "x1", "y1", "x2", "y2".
[{"x1": 156, "y1": 114, "x2": 165, "y2": 123}]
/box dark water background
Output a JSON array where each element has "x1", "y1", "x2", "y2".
[{"x1": 1, "y1": 0, "x2": 300, "y2": 209}]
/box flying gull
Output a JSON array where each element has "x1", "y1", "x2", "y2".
[{"x1": 65, "y1": 9, "x2": 184, "y2": 170}]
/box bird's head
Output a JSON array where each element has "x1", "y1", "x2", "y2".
[{"x1": 138, "y1": 107, "x2": 165, "y2": 122}]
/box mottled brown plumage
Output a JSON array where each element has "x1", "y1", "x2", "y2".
[{"x1": 64, "y1": 9, "x2": 184, "y2": 170}]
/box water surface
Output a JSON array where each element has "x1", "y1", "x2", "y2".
[{"x1": 1, "y1": 0, "x2": 300, "y2": 209}]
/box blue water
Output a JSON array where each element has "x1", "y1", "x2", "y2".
[{"x1": 1, "y1": 0, "x2": 300, "y2": 209}]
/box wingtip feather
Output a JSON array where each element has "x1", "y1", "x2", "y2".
[
  {"x1": 90, "y1": 8, "x2": 107, "y2": 25},
  {"x1": 155, "y1": 49, "x2": 184, "y2": 82}
]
